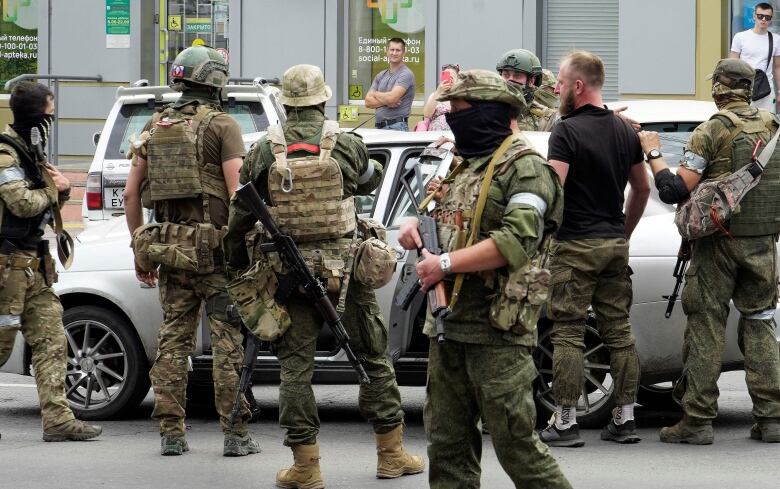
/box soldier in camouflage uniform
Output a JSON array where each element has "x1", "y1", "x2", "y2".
[
  {"x1": 639, "y1": 58, "x2": 780, "y2": 444},
  {"x1": 224, "y1": 64, "x2": 424, "y2": 489},
  {"x1": 536, "y1": 69, "x2": 560, "y2": 109},
  {"x1": 0, "y1": 82, "x2": 102, "y2": 442},
  {"x1": 540, "y1": 51, "x2": 650, "y2": 448},
  {"x1": 496, "y1": 48, "x2": 559, "y2": 132},
  {"x1": 399, "y1": 69, "x2": 572, "y2": 489},
  {"x1": 124, "y1": 46, "x2": 259, "y2": 457}
]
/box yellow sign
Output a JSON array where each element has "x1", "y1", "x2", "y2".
[
  {"x1": 192, "y1": 38, "x2": 206, "y2": 46},
  {"x1": 348, "y1": 84, "x2": 364, "y2": 100},
  {"x1": 339, "y1": 105, "x2": 359, "y2": 122},
  {"x1": 167, "y1": 15, "x2": 182, "y2": 31}
]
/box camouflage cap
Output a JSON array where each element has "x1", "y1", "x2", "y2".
[
  {"x1": 279, "y1": 64, "x2": 332, "y2": 107},
  {"x1": 705, "y1": 58, "x2": 755, "y2": 86},
  {"x1": 438, "y1": 69, "x2": 526, "y2": 108}
]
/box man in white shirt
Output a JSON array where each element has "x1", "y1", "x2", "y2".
[{"x1": 730, "y1": 2, "x2": 780, "y2": 112}]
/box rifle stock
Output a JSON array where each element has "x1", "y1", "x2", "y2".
[{"x1": 234, "y1": 182, "x2": 370, "y2": 384}]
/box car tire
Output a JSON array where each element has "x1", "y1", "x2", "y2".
[
  {"x1": 637, "y1": 383, "x2": 681, "y2": 411},
  {"x1": 62, "y1": 305, "x2": 150, "y2": 420},
  {"x1": 533, "y1": 324, "x2": 615, "y2": 429}
]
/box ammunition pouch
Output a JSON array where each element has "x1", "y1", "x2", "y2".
[
  {"x1": 488, "y1": 256, "x2": 551, "y2": 336},
  {"x1": 132, "y1": 222, "x2": 225, "y2": 274},
  {"x1": 247, "y1": 230, "x2": 352, "y2": 294},
  {"x1": 226, "y1": 259, "x2": 292, "y2": 342},
  {"x1": 353, "y1": 218, "x2": 396, "y2": 289},
  {"x1": 0, "y1": 252, "x2": 40, "y2": 329}
]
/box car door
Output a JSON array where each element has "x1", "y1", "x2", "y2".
[{"x1": 381, "y1": 147, "x2": 454, "y2": 361}]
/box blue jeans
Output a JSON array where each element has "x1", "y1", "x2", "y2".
[{"x1": 383, "y1": 121, "x2": 408, "y2": 131}]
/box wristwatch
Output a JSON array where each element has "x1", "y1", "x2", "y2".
[
  {"x1": 646, "y1": 148, "x2": 663, "y2": 161},
  {"x1": 439, "y1": 253, "x2": 452, "y2": 274}
]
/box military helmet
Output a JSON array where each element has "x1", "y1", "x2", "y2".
[
  {"x1": 438, "y1": 69, "x2": 526, "y2": 108},
  {"x1": 496, "y1": 48, "x2": 544, "y2": 87},
  {"x1": 169, "y1": 46, "x2": 229, "y2": 89},
  {"x1": 279, "y1": 64, "x2": 332, "y2": 107},
  {"x1": 706, "y1": 58, "x2": 755, "y2": 90}
]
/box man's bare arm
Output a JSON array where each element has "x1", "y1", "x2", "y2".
[
  {"x1": 123, "y1": 157, "x2": 146, "y2": 234},
  {"x1": 221, "y1": 157, "x2": 243, "y2": 197},
  {"x1": 624, "y1": 162, "x2": 651, "y2": 239},
  {"x1": 548, "y1": 159, "x2": 570, "y2": 186}
]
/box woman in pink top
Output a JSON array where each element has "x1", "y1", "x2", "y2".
[{"x1": 422, "y1": 64, "x2": 459, "y2": 131}]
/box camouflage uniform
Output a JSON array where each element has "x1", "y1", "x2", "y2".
[
  {"x1": 518, "y1": 102, "x2": 559, "y2": 132},
  {"x1": 225, "y1": 64, "x2": 421, "y2": 487},
  {"x1": 127, "y1": 46, "x2": 254, "y2": 454},
  {"x1": 0, "y1": 122, "x2": 100, "y2": 440},
  {"x1": 425, "y1": 70, "x2": 571, "y2": 489},
  {"x1": 534, "y1": 69, "x2": 560, "y2": 109},
  {"x1": 670, "y1": 80, "x2": 780, "y2": 433}
]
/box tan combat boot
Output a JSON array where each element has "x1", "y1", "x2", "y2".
[
  {"x1": 374, "y1": 425, "x2": 426, "y2": 479},
  {"x1": 42, "y1": 419, "x2": 102, "y2": 442},
  {"x1": 750, "y1": 421, "x2": 780, "y2": 443},
  {"x1": 276, "y1": 442, "x2": 325, "y2": 489},
  {"x1": 659, "y1": 416, "x2": 714, "y2": 445}
]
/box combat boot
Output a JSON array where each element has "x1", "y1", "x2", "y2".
[
  {"x1": 223, "y1": 432, "x2": 262, "y2": 456},
  {"x1": 160, "y1": 435, "x2": 189, "y2": 456},
  {"x1": 374, "y1": 425, "x2": 425, "y2": 479},
  {"x1": 42, "y1": 419, "x2": 102, "y2": 442},
  {"x1": 659, "y1": 416, "x2": 714, "y2": 445},
  {"x1": 750, "y1": 421, "x2": 780, "y2": 443},
  {"x1": 276, "y1": 442, "x2": 324, "y2": 489}
]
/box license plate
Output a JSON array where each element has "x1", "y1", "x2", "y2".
[{"x1": 104, "y1": 187, "x2": 125, "y2": 209}]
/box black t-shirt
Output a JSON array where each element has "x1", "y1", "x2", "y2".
[{"x1": 547, "y1": 104, "x2": 643, "y2": 240}]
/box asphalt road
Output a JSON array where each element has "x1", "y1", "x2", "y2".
[{"x1": 0, "y1": 371, "x2": 778, "y2": 489}]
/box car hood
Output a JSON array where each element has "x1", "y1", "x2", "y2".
[{"x1": 63, "y1": 217, "x2": 136, "y2": 272}]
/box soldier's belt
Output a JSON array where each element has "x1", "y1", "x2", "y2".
[{"x1": 0, "y1": 254, "x2": 40, "y2": 270}]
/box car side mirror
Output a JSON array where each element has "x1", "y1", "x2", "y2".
[{"x1": 92, "y1": 131, "x2": 101, "y2": 147}]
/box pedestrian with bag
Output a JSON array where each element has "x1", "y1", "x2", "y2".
[{"x1": 730, "y1": 2, "x2": 780, "y2": 112}]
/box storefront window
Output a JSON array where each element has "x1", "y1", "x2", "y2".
[
  {"x1": 0, "y1": 0, "x2": 38, "y2": 93},
  {"x1": 347, "y1": 0, "x2": 425, "y2": 102},
  {"x1": 731, "y1": 0, "x2": 778, "y2": 38},
  {"x1": 164, "y1": 0, "x2": 230, "y2": 84}
]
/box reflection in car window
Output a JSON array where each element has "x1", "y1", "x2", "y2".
[
  {"x1": 658, "y1": 132, "x2": 692, "y2": 168},
  {"x1": 118, "y1": 106, "x2": 156, "y2": 157},
  {"x1": 388, "y1": 156, "x2": 440, "y2": 227}
]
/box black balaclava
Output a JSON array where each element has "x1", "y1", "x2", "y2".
[
  {"x1": 12, "y1": 110, "x2": 53, "y2": 148},
  {"x1": 172, "y1": 81, "x2": 222, "y2": 109},
  {"x1": 445, "y1": 100, "x2": 514, "y2": 157}
]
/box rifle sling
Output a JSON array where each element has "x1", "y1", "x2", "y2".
[
  {"x1": 449, "y1": 135, "x2": 515, "y2": 310},
  {"x1": 0, "y1": 134, "x2": 74, "y2": 269}
]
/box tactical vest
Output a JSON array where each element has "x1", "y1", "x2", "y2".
[
  {"x1": 706, "y1": 109, "x2": 780, "y2": 236},
  {"x1": 0, "y1": 142, "x2": 45, "y2": 242},
  {"x1": 434, "y1": 135, "x2": 543, "y2": 257},
  {"x1": 145, "y1": 104, "x2": 229, "y2": 221},
  {"x1": 266, "y1": 120, "x2": 356, "y2": 242}
]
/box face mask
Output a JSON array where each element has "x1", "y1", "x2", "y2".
[
  {"x1": 711, "y1": 82, "x2": 751, "y2": 110},
  {"x1": 12, "y1": 111, "x2": 54, "y2": 148},
  {"x1": 445, "y1": 101, "x2": 514, "y2": 158}
]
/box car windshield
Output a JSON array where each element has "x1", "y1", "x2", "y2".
[{"x1": 111, "y1": 101, "x2": 270, "y2": 159}]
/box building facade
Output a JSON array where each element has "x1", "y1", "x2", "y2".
[{"x1": 0, "y1": 0, "x2": 740, "y2": 163}]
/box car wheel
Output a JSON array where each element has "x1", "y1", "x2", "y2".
[
  {"x1": 62, "y1": 305, "x2": 150, "y2": 420},
  {"x1": 533, "y1": 324, "x2": 615, "y2": 428},
  {"x1": 637, "y1": 382, "x2": 680, "y2": 411}
]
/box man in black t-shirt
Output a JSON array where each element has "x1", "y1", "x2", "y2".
[{"x1": 539, "y1": 51, "x2": 650, "y2": 448}]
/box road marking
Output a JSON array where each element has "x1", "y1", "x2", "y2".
[{"x1": 0, "y1": 383, "x2": 37, "y2": 388}]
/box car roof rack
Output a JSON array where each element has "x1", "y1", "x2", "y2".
[{"x1": 117, "y1": 79, "x2": 279, "y2": 101}]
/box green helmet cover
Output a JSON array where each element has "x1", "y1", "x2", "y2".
[
  {"x1": 496, "y1": 49, "x2": 543, "y2": 86},
  {"x1": 169, "y1": 46, "x2": 229, "y2": 89}
]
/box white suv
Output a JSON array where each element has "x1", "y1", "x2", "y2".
[{"x1": 82, "y1": 80, "x2": 286, "y2": 226}]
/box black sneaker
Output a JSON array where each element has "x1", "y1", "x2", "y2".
[
  {"x1": 601, "y1": 419, "x2": 641, "y2": 444},
  {"x1": 539, "y1": 420, "x2": 585, "y2": 448}
]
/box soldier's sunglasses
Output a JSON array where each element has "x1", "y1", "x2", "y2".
[{"x1": 757, "y1": 13, "x2": 773, "y2": 21}]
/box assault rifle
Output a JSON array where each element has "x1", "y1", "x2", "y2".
[
  {"x1": 663, "y1": 240, "x2": 691, "y2": 318},
  {"x1": 30, "y1": 127, "x2": 53, "y2": 234},
  {"x1": 395, "y1": 175, "x2": 451, "y2": 344},
  {"x1": 226, "y1": 304, "x2": 261, "y2": 427},
  {"x1": 234, "y1": 182, "x2": 370, "y2": 384}
]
